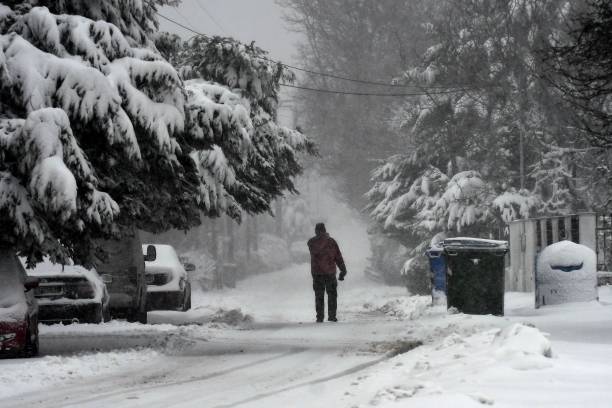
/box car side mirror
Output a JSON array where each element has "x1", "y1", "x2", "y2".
[
  {"x1": 184, "y1": 263, "x2": 196, "y2": 272},
  {"x1": 144, "y1": 245, "x2": 157, "y2": 262},
  {"x1": 101, "y1": 274, "x2": 113, "y2": 284},
  {"x1": 24, "y1": 277, "x2": 39, "y2": 292}
]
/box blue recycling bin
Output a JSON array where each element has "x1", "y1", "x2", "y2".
[{"x1": 426, "y1": 245, "x2": 447, "y2": 296}]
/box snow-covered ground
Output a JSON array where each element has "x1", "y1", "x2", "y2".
[{"x1": 2, "y1": 208, "x2": 612, "y2": 407}]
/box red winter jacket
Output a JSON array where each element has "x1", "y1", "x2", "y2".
[{"x1": 307, "y1": 232, "x2": 347, "y2": 276}]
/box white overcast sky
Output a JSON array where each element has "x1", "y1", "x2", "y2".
[{"x1": 159, "y1": 0, "x2": 302, "y2": 64}]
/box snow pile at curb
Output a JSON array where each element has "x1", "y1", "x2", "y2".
[
  {"x1": 493, "y1": 323, "x2": 553, "y2": 369},
  {"x1": 364, "y1": 295, "x2": 432, "y2": 320},
  {"x1": 39, "y1": 321, "x2": 213, "y2": 355},
  {"x1": 40, "y1": 320, "x2": 180, "y2": 336},
  {"x1": 0, "y1": 349, "x2": 160, "y2": 399},
  {"x1": 346, "y1": 323, "x2": 555, "y2": 407},
  {"x1": 148, "y1": 307, "x2": 253, "y2": 327}
]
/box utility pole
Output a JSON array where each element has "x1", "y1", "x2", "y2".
[{"x1": 519, "y1": 127, "x2": 525, "y2": 190}]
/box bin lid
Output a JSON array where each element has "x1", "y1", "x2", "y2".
[
  {"x1": 442, "y1": 237, "x2": 508, "y2": 252},
  {"x1": 425, "y1": 243, "x2": 444, "y2": 257}
]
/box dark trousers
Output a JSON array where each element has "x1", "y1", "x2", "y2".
[{"x1": 313, "y1": 274, "x2": 337, "y2": 320}]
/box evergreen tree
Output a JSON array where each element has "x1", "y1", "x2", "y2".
[
  {"x1": 170, "y1": 35, "x2": 316, "y2": 216},
  {"x1": 0, "y1": 2, "x2": 313, "y2": 265},
  {"x1": 545, "y1": 0, "x2": 612, "y2": 146},
  {"x1": 279, "y1": 0, "x2": 430, "y2": 207},
  {"x1": 366, "y1": 0, "x2": 590, "y2": 252}
]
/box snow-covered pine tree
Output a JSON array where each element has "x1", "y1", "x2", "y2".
[
  {"x1": 545, "y1": 0, "x2": 612, "y2": 147},
  {"x1": 0, "y1": 3, "x2": 196, "y2": 264},
  {"x1": 1, "y1": 2, "x2": 314, "y2": 265},
  {"x1": 3, "y1": 0, "x2": 178, "y2": 46},
  {"x1": 366, "y1": 0, "x2": 584, "y2": 252},
  {"x1": 0, "y1": 3, "x2": 193, "y2": 264},
  {"x1": 173, "y1": 35, "x2": 316, "y2": 216}
]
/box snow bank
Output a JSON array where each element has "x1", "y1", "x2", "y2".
[
  {"x1": 38, "y1": 320, "x2": 213, "y2": 356},
  {"x1": 493, "y1": 323, "x2": 553, "y2": 369},
  {"x1": 0, "y1": 348, "x2": 160, "y2": 399},
  {"x1": 148, "y1": 307, "x2": 253, "y2": 327},
  {"x1": 364, "y1": 295, "x2": 432, "y2": 320},
  {"x1": 536, "y1": 240, "x2": 597, "y2": 306}
]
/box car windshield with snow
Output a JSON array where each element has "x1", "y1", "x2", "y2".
[
  {"x1": 24, "y1": 260, "x2": 110, "y2": 324},
  {"x1": 143, "y1": 244, "x2": 191, "y2": 311},
  {"x1": 0, "y1": 249, "x2": 39, "y2": 357}
]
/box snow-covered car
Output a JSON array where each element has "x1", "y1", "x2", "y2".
[
  {"x1": 0, "y1": 249, "x2": 40, "y2": 357},
  {"x1": 143, "y1": 244, "x2": 191, "y2": 311},
  {"x1": 25, "y1": 260, "x2": 110, "y2": 324}
]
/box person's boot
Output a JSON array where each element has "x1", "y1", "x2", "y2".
[{"x1": 328, "y1": 317, "x2": 337, "y2": 322}]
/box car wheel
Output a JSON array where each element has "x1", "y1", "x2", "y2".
[
  {"x1": 103, "y1": 305, "x2": 111, "y2": 322},
  {"x1": 182, "y1": 284, "x2": 191, "y2": 311},
  {"x1": 23, "y1": 328, "x2": 39, "y2": 358},
  {"x1": 137, "y1": 308, "x2": 147, "y2": 324},
  {"x1": 93, "y1": 307, "x2": 104, "y2": 324}
]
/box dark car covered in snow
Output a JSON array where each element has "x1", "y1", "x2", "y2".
[
  {"x1": 143, "y1": 244, "x2": 191, "y2": 311},
  {"x1": 25, "y1": 260, "x2": 110, "y2": 324},
  {"x1": 0, "y1": 249, "x2": 39, "y2": 357},
  {"x1": 97, "y1": 233, "x2": 148, "y2": 323}
]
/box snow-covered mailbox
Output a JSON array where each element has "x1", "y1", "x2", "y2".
[
  {"x1": 536, "y1": 240, "x2": 598, "y2": 307},
  {"x1": 442, "y1": 238, "x2": 508, "y2": 316}
]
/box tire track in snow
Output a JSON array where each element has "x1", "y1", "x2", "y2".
[
  {"x1": 4, "y1": 347, "x2": 307, "y2": 408},
  {"x1": 213, "y1": 355, "x2": 390, "y2": 408}
]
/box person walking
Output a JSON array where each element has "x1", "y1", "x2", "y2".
[{"x1": 307, "y1": 223, "x2": 347, "y2": 322}]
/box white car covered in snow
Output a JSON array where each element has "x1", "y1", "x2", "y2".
[
  {"x1": 25, "y1": 260, "x2": 110, "y2": 324},
  {"x1": 143, "y1": 244, "x2": 191, "y2": 311}
]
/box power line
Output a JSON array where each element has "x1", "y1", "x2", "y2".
[
  {"x1": 259, "y1": 55, "x2": 470, "y2": 90},
  {"x1": 155, "y1": 10, "x2": 489, "y2": 94},
  {"x1": 279, "y1": 82, "x2": 468, "y2": 97},
  {"x1": 157, "y1": 10, "x2": 198, "y2": 34},
  {"x1": 194, "y1": 0, "x2": 228, "y2": 35},
  {"x1": 172, "y1": 5, "x2": 200, "y2": 33}
]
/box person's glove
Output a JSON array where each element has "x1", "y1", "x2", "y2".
[{"x1": 339, "y1": 272, "x2": 346, "y2": 281}]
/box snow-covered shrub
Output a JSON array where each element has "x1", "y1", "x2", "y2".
[{"x1": 401, "y1": 256, "x2": 431, "y2": 295}]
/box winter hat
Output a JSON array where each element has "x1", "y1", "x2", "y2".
[{"x1": 315, "y1": 223, "x2": 326, "y2": 235}]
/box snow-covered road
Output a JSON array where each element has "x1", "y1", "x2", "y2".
[
  {"x1": 4, "y1": 265, "x2": 612, "y2": 407},
  {"x1": 3, "y1": 207, "x2": 612, "y2": 407},
  {"x1": 1, "y1": 263, "x2": 416, "y2": 408}
]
